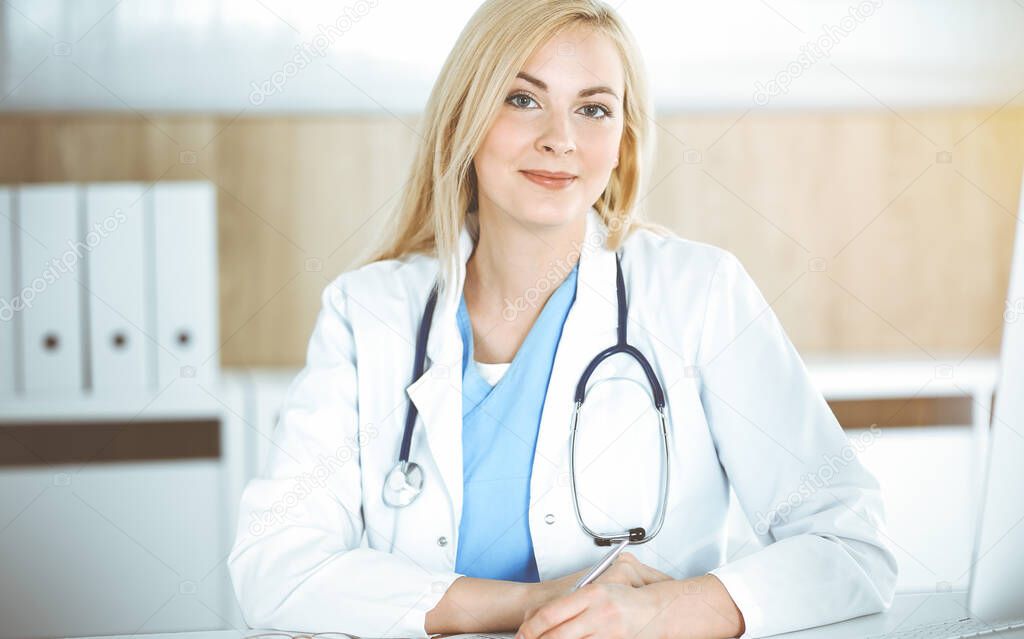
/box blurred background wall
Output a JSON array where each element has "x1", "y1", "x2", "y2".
[
  {"x1": 3, "y1": 109, "x2": 1022, "y2": 366},
  {"x1": 2, "y1": 1, "x2": 1022, "y2": 366}
]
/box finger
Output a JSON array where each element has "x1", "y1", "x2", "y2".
[
  {"x1": 536, "y1": 607, "x2": 599, "y2": 639},
  {"x1": 637, "y1": 562, "x2": 673, "y2": 583},
  {"x1": 518, "y1": 588, "x2": 593, "y2": 639},
  {"x1": 614, "y1": 552, "x2": 673, "y2": 584},
  {"x1": 616, "y1": 551, "x2": 637, "y2": 564},
  {"x1": 595, "y1": 562, "x2": 643, "y2": 587}
]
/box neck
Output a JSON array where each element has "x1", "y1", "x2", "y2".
[{"x1": 464, "y1": 205, "x2": 587, "y2": 321}]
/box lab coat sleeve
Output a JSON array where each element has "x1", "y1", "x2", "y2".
[
  {"x1": 698, "y1": 251, "x2": 899, "y2": 638},
  {"x1": 227, "y1": 275, "x2": 463, "y2": 637}
]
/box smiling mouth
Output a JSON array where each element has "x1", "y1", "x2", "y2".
[{"x1": 519, "y1": 170, "x2": 577, "y2": 189}]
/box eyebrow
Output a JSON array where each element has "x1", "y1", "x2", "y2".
[{"x1": 515, "y1": 72, "x2": 620, "y2": 100}]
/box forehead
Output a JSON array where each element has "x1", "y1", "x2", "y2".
[{"x1": 518, "y1": 25, "x2": 625, "y2": 95}]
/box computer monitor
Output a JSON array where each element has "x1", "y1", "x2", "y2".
[{"x1": 967, "y1": 171, "x2": 1024, "y2": 621}]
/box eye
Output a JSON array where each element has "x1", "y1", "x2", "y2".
[
  {"x1": 506, "y1": 92, "x2": 539, "y2": 109},
  {"x1": 501, "y1": 92, "x2": 606, "y2": 119},
  {"x1": 580, "y1": 104, "x2": 612, "y2": 119}
]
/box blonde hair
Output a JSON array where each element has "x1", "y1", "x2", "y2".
[{"x1": 364, "y1": 0, "x2": 671, "y2": 292}]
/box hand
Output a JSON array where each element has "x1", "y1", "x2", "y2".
[
  {"x1": 517, "y1": 581, "x2": 666, "y2": 639},
  {"x1": 522, "y1": 552, "x2": 674, "y2": 631},
  {"x1": 581, "y1": 550, "x2": 675, "y2": 588},
  {"x1": 533, "y1": 551, "x2": 673, "y2": 607},
  {"x1": 520, "y1": 574, "x2": 746, "y2": 639}
]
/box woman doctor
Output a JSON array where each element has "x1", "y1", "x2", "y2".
[{"x1": 228, "y1": 1, "x2": 898, "y2": 637}]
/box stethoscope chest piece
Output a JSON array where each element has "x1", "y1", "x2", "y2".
[{"x1": 382, "y1": 461, "x2": 424, "y2": 507}]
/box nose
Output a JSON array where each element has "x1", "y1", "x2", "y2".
[{"x1": 536, "y1": 111, "x2": 576, "y2": 156}]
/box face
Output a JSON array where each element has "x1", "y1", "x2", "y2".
[{"x1": 472, "y1": 24, "x2": 626, "y2": 230}]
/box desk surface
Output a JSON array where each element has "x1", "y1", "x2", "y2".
[{"x1": 71, "y1": 591, "x2": 1024, "y2": 639}]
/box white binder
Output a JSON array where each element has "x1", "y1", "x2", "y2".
[
  {"x1": 0, "y1": 188, "x2": 15, "y2": 395},
  {"x1": 151, "y1": 182, "x2": 218, "y2": 388},
  {"x1": 85, "y1": 183, "x2": 150, "y2": 393},
  {"x1": 17, "y1": 184, "x2": 84, "y2": 394}
]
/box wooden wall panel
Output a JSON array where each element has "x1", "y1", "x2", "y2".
[
  {"x1": 643, "y1": 109, "x2": 1023, "y2": 359},
  {"x1": 0, "y1": 109, "x2": 1020, "y2": 367}
]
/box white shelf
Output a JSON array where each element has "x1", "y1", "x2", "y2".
[
  {"x1": 234, "y1": 358, "x2": 1003, "y2": 412},
  {"x1": 0, "y1": 371, "x2": 251, "y2": 424},
  {"x1": 235, "y1": 358, "x2": 1003, "y2": 406},
  {"x1": 1, "y1": 358, "x2": 997, "y2": 424},
  {"x1": 804, "y1": 355, "x2": 1000, "y2": 402}
]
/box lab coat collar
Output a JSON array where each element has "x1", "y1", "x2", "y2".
[
  {"x1": 424, "y1": 205, "x2": 617, "y2": 370},
  {"x1": 404, "y1": 206, "x2": 619, "y2": 537}
]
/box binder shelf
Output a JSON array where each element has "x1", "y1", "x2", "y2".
[{"x1": 0, "y1": 181, "x2": 219, "y2": 421}]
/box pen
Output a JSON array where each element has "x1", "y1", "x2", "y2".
[{"x1": 572, "y1": 539, "x2": 630, "y2": 590}]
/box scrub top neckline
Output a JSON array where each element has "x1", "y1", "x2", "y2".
[
  {"x1": 474, "y1": 358, "x2": 512, "y2": 366},
  {"x1": 474, "y1": 359, "x2": 511, "y2": 386},
  {"x1": 456, "y1": 262, "x2": 580, "y2": 407}
]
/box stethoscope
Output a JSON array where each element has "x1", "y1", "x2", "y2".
[{"x1": 382, "y1": 251, "x2": 671, "y2": 550}]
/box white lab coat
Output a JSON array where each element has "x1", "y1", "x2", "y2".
[{"x1": 228, "y1": 207, "x2": 898, "y2": 638}]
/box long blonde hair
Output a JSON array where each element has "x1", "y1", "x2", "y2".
[{"x1": 364, "y1": 0, "x2": 670, "y2": 291}]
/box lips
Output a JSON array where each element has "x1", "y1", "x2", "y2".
[
  {"x1": 522, "y1": 169, "x2": 576, "y2": 179},
  {"x1": 520, "y1": 170, "x2": 577, "y2": 189}
]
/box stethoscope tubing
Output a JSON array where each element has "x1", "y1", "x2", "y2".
[{"x1": 384, "y1": 250, "x2": 672, "y2": 549}]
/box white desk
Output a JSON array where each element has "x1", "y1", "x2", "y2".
[{"x1": 70, "y1": 592, "x2": 1024, "y2": 639}]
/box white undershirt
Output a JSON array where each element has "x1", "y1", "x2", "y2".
[{"x1": 474, "y1": 359, "x2": 511, "y2": 386}]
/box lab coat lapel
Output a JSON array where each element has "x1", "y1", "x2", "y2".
[
  {"x1": 404, "y1": 207, "x2": 619, "y2": 545},
  {"x1": 404, "y1": 223, "x2": 474, "y2": 533},
  {"x1": 531, "y1": 210, "x2": 619, "y2": 510}
]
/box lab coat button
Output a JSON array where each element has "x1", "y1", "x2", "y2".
[
  {"x1": 544, "y1": 513, "x2": 556, "y2": 524},
  {"x1": 437, "y1": 536, "x2": 448, "y2": 547}
]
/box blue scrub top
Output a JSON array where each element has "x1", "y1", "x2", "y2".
[{"x1": 454, "y1": 262, "x2": 579, "y2": 582}]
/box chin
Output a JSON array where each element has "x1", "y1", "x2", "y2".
[
  {"x1": 513, "y1": 203, "x2": 580, "y2": 229},
  {"x1": 478, "y1": 185, "x2": 589, "y2": 229}
]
